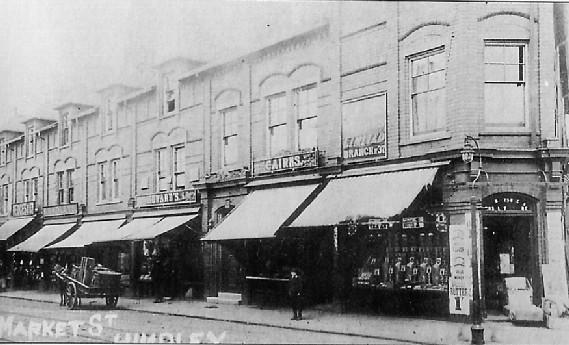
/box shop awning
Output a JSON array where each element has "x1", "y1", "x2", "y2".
[
  {"x1": 122, "y1": 214, "x2": 198, "y2": 241},
  {"x1": 289, "y1": 167, "x2": 439, "y2": 227},
  {"x1": 8, "y1": 223, "x2": 75, "y2": 252},
  {"x1": 0, "y1": 217, "x2": 34, "y2": 241},
  {"x1": 203, "y1": 184, "x2": 318, "y2": 241},
  {"x1": 92, "y1": 217, "x2": 162, "y2": 243},
  {"x1": 46, "y1": 219, "x2": 124, "y2": 249}
]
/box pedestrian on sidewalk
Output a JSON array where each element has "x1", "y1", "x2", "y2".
[
  {"x1": 151, "y1": 250, "x2": 164, "y2": 303},
  {"x1": 288, "y1": 268, "x2": 303, "y2": 320}
]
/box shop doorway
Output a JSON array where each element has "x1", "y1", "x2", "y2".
[{"x1": 482, "y1": 214, "x2": 535, "y2": 311}]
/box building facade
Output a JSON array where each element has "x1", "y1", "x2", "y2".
[{"x1": 0, "y1": 1, "x2": 567, "y2": 318}]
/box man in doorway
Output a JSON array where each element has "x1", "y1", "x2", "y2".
[
  {"x1": 288, "y1": 268, "x2": 303, "y2": 320},
  {"x1": 151, "y1": 246, "x2": 164, "y2": 303}
]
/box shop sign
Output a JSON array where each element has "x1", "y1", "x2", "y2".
[
  {"x1": 435, "y1": 212, "x2": 448, "y2": 232},
  {"x1": 483, "y1": 195, "x2": 532, "y2": 212},
  {"x1": 136, "y1": 189, "x2": 198, "y2": 207},
  {"x1": 448, "y1": 213, "x2": 473, "y2": 315},
  {"x1": 343, "y1": 128, "x2": 386, "y2": 160},
  {"x1": 253, "y1": 150, "x2": 318, "y2": 174},
  {"x1": 368, "y1": 218, "x2": 393, "y2": 230},
  {"x1": 12, "y1": 201, "x2": 35, "y2": 217},
  {"x1": 43, "y1": 203, "x2": 79, "y2": 217},
  {"x1": 402, "y1": 217, "x2": 424, "y2": 229}
]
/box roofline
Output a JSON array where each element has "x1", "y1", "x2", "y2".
[
  {"x1": 116, "y1": 85, "x2": 156, "y2": 103},
  {"x1": 21, "y1": 117, "x2": 57, "y2": 124},
  {"x1": 179, "y1": 22, "x2": 329, "y2": 82},
  {"x1": 154, "y1": 56, "x2": 204, "y2": 69},
  {"x1": 96, "y1": 83, "x2": 140, "y2": 94},
  {"x1": 53, "y1": 102, "x2": 93, "y2": 111},
  {"x1": 75, "y1": 107, "x2": 98, "y2": 118}
]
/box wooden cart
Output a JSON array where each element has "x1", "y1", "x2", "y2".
[{"x1": 54, "y1": 268, "x2": 121, "y2": 309}]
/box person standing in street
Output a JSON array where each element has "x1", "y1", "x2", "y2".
[{"x1": 288, "y1": 268, "x2": 303, "y2": 320}]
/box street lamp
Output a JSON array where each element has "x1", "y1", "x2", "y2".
[{"x1": 461, "y1": 136, "x2": 484, "y2": 345}]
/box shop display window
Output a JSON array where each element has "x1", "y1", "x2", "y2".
[{"x1": 353, "y1": 214, "x2": 449, "y2": 291}]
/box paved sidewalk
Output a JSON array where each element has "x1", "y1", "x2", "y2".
[{"x1": 2, "y1": 289, "x2": 569, "y2": 344}]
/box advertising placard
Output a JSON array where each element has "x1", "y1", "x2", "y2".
[{"x1": 448, "y1": 213, "x2": 473, "y2": 315}]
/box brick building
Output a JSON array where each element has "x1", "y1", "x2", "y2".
[{"x1": 0, "y1": 2, "x2": 567, "y2": 318}]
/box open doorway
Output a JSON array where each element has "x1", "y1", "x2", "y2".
[{"x1": 483, "y1": 215, "x2": 534, "y2": 312}]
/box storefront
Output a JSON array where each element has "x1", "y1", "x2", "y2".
[
  {"x1": 123, "y1": 188, "x2": 202, "y2": 299},
  {"x1": 202, "y1": 172, "x2": 324, "y2": 305},
  {"x1": 2, "y1": 201, "x2": 42, "y2": 289},
  {"x1": 286, "y1": 161, "x2": 449, "y2": 315}
]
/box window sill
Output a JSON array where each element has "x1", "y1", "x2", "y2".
[
  {"x1": 401, "y1": 132, "x2": 451, "y2": 146},
  {"x1": 96, "y1": 200, "x2": 123, "y2": 206},
  {"x1": 479, "y1": 128, "x2": 531, "y2": 136},
  {"x1": 160, "y1": 112, "x2": 178, "y2": 120}
]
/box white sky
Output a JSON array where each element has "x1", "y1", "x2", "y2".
[{"x1": 0, "y1": 0, "x2": 334, "y2": 131}]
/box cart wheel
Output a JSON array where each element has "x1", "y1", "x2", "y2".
[
  {"x1": 105, "y1": 296, "x2": 118, "y2": 308},
  {"x1": 66, "y1": 283, "x2": 78, "y2": 310}
]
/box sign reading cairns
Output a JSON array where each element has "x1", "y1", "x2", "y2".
[
  {"x1": 136, "y1": 189, "x2": 198, "y2": 208},
  {"x1": 254, "y1": 149, "x2": 318, "y2": 174}
]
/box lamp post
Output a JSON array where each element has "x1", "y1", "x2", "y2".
[{"x1": 461, "y1": 136, "x2": 484, "y2": 345}]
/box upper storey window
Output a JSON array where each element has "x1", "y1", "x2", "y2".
[
  {"x1": 295, "y1": 84, "x2": 318, "y2": 150},
  {"x1": 61, "y1": 113, "x2": 70, "y2": 146},
  {"x1": 26, "y1": 125, "x2": 35, "y2": 157},
  {"x1": 104, "y1": 100, "x2": 114, "y2": 132},
  {"x1": 222, "y1": 107, "x2": 239, "y2": 167},
  {"x1": 267, "y1": 93, "x2": 288, "y2": 156},
  {"x1": 164, "y1": 76, "x2": 177, "y2": 114},
  {"x1": 484, "y1": 41, "x2": 527, "y2": 128},
  {"x1": 0, "y1": 139, "x2": 6, "y2": 166},
  {"x1": 409, "y1": 48, "x2": 446, "y2": 136}
]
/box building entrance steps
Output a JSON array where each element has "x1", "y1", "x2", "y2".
[
  {"x1": 207, "y1": 292, "x2": 242, "y2": 305},
  {"x1": 4, "y1": 289, "x2": 569, "y2": 344}
]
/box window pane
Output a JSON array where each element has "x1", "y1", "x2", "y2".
[
  {"x1": 429, "y1": 52, "x2": 446, "y2": 72},
  {"x1": 268, "y1": 95, "x2": 287, "y2": 126},
  {"x1": 504, "y1": 64, "x2": 523, "y2": 82},
  {"x1": 224, "y1": 136, "x2": 238, "y2": 165},
  {"x1": 412, "y1": 57, "x2": 428, "y2": 76},
  {"x1": 270, "y1": 125, "x2": 288, "y2": 156},
  {"x1": 485, "y1": 64, "x2": 504, "y2": 82},
  {"x1": 502, "y1": 84, "x2": 525, "y2": 125},
  {"x1": 429, "y1": 71, "x2": 445, "y2": 90},
  {"x1": 412, "y1": 75, "x2": 428, "y2": 94},
  {"x1": 429, "y1": 89, "x2": 446, "y2": 130},
  {"x1": 484, "y1": 84, "x2": 504, "y2": 123},
  {"x1": 297, "y1": 87, "x2": 318, "y2": 120},
  {"x1": 412, "y1": 93, "x2": 428, "y2": 134},
  {"x1": 342, "y1": 95, "x2": 386, "y2": 148},
  {"x1": 298, "y1": 117, "x2": 318, "y2": 150},
  {"x1": 503, "y1": 46, "x2": 520, "y2": 64},
  {"x1": 485, "y1": 45, "x2": 503, "y2": 63}
]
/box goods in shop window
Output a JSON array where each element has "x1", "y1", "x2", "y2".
[
  {"x1": 419, "y1": 257, "x2": 431, "y2": 285},
  {"x1": 432, "y1": 257, "x2": 442, "y2": 285},
  {"x1": 406, "y1": 256, "x2": 416, "y2": 283}
]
